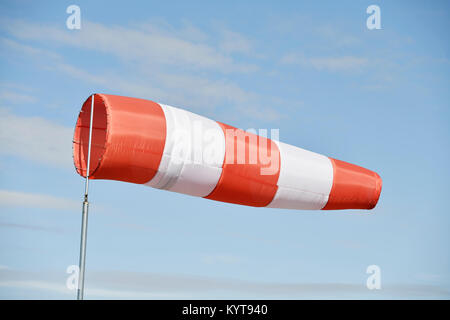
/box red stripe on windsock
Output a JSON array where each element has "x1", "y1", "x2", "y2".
[
  {"x1": 322, "y1": 158, "x2": 382, "y2": 210},
  {"x1": 205, "y1": 123, "x2": 280, "y2": 207},
  {"x1": 73, "y1": 94, "x2": 167, "y2": 184}
]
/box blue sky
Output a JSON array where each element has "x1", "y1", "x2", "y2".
[{"x1": 0, "y1": 0, "x2": 449, "y2": 299}]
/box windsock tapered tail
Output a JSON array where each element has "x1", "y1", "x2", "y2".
[{"x1": 73, "y1": 94, "x2": 382, "y2": 210}]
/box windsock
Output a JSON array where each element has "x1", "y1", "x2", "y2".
[{"x1": 73, "y1": 94, "x2": 382, "y2": 210}]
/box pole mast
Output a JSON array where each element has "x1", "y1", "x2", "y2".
[{"x1": 77, "y1": 93, "x2": 95, "y2": 300}]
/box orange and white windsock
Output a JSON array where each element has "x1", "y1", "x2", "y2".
[{"x1": 73, "y1": 94, "x2": 382, "y2": 210}]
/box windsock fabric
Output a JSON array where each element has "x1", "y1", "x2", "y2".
[{"x1": 73, "y1": 94, "x2": 382, "y2": 210}]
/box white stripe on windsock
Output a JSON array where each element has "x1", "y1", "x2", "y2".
[
  {"x1": 267, "y1": 141, "x2": 333, "y2": 210},
  {"x1": 145, "y1": 104, "x2": 225, "y2": 197}
]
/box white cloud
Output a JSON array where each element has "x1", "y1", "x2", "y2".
[
  {"x1": 0, "y1": 280, "x2": 178, "y2": 299},
  {"x1": 219, "y1": 29, "x2": 253, "y2": 55},
  {"x1": 281, "y1": 53, "x2": 368, "y2": 72},
  {"x1": 54, "y1": 61, "x2": 168, "y2": 101},
  {"x1": 0, "y1": 222, "x2": 65, "y2": 233},
  {"x1": 156, "y1": 72, "x2": 255, "y2": 108},
  {"x1": 54, "y1": 61, "x2": 271, "y2": 119},
  {"x1": 0, "y1": 190, "x2": 78, "y2": 210},
  {"x1": 137, "y1": 19, "x2": 210, "y2": 43},
  {"x1": 0, "y1": 37, "x2": 61, "y2": 61},
  {"x1": 1, "y1": 20, "x2": 286, "y2": 124},
  {"x1": 1, "y1": 267, "x2": 448, "y2": 299},
  {"x1": 0, "y1": 108, "x2": 73, "y2": 168},
  {"x1": 308, "y1": 56, "x2": 368, "y2": 71},
  {"x1": 3, "y1": 19, "x2": 257, "y2": 74},
  {"x1": 0, "y1": 86, "x2": 37, "y2": 104},
  {"x1": 1, "y1": 36, "x2": 284, "y2": 122},
  {"x1": 315, "y1": 25, "x2": 360, "y2": 47},
  {"x1": 202, "y1": 254, "x2": 242, "y2": 265}
]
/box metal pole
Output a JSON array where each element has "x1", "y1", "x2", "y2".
[{"x1": 77, "y1": 94, "x2": 95, "y2": 300}]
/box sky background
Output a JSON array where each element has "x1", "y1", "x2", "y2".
[{"x1": 0, "y1": 0, "x2": 449, "y2": 299}]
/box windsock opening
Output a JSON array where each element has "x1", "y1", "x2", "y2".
[
  {"x1": 73, "y1": 94, "x2": 167, "y2": 184},
  {"x1": 73, "y1": 94, "x2": 108, "y2": 178}
]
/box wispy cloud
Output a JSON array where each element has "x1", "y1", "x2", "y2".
[
  {"x1": 0, "y1": 190, "x2": 78, "y2": 210},
  {"x1": 0, "y1": 222, "x2": 65, "y2": 233},
  {"x1": 3, "y1": 19, "x2": 258, "y2": 74},
  {"x1": 314, "y1": 25, "x2": 360, "y2": 47},
  {"x1": 0, "y1": 90, "x2": 37, "y2": 104},
  {"x1": 0, "y1": 279, "x2": 180, "y2": 299},
  {"x1": 0, "y1": 37, "x2": 60, "y2": 61},
  {"x1": 1, "y1": 267, "x2": 448, "y2": 299},
  {"x1": 1, "y1": 33, "x2": 285, "y2": 123},
  {"x1": 219, "y1": 28, "x2": 254, "y2": 56},
  {"x1": 202, "y1": 254, "x2": 242, "y2": 265},
  {"x1": 281, "y1": 53, "x2": 368, "y2": 72},
  {"x1": 0, "y1": 108, "x2": 73, "y2": 168},
  {"x1": 0, "y1": 80, "x2": 38, "y2": 105}
]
